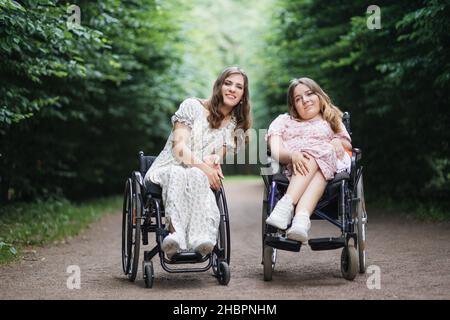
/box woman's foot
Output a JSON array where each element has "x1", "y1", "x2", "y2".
[
  {"x1": 265, "y1": 194, "x2": 294, "y2": 230},
  {"x1": 286, "y1": 210, "x2": 311, "y2": 243},
  {"x1": 161, "y1": 232, "x2": 181, "y2": 259},
  {"x1": 193, "y1": 239, "x2": 215, "y2": 257}
]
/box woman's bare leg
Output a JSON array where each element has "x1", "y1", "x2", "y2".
[
  {"x1": 295, "y1": 170, "x2": 327, "y2": 216},
  {"x1": 286, "y1": 170, "x2": 327, "y2": 242},
  {"x1": 285, "y1": 157, "x2": 320, "y2": 204},
  {"x1": 266, "y1": 157, "x2": 322, "y2": 231}
]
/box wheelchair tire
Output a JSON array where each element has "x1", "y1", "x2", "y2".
[
  {"x1": 127, "y1": 179, "x2": 141, "y2": 282},
  {"x1": 143, "y1": 261, "x2": 154, "y2": 289},
  {"x1": 356, "y1": 174, "x2": 367, "y2": 274},
  {"x1": 212, "y1": 255, "x2": 219, "y2": 276},
  {"x1": 341, "y1": 245, "x2": 358, "y2": 281},
  {"x1": 217, "y1": 261, "x2": 230, "y2": 285},
  {"x1": 263, "y1": 245, "x2": 276, "y2": 281},
  {"x1": 216, "y1": 187, "x2": 231, "y2": 265},
  {"x1": 121, "y1": 178, "x2": 132, "y2": 275}
]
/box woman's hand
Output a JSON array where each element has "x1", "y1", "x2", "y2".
[
  {"x1": 202, "y1": 156, "x2": 223, "y2": 190},
  {"x1": 331, "y1": 138, "x2": 345, "y2": 159},
  {"x1": 203, "y1": 154, "x2": 224, "y2": 179},
  {"x1": 291, "y1": 151, "x2": 310, "y2": 176},
  {"x1": 202, "y1": 165, "x2": 222, "y2": 190}
]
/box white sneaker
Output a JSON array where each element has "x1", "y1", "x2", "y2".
[
  {"x1": 193, "y1": 239, "x2": 215, "y2": 257},
  {"x1": 161, "y1": 232, "x2": 181, "y2": 259},
  {"x1": 265, "y1": 194, "x2": 294, "y2": 230},
  {"x1": 286, "y1": 211, "x2": 311, "y2": 242}
]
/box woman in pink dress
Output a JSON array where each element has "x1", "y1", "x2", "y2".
[{"x1": 265, "y1": 77, "x2": 352, "y2": 242}]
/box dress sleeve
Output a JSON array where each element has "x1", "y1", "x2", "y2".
[
  {"x1": 265, "y1": 114, "x2": 288, "y2": 141},
  {"x1": 171, "y1": 98, "x2": 201, "y2": 128},
  {"x1": 333, "y1": 120, "x2": 352, "y2": 143}
]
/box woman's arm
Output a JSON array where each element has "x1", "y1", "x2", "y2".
[
  {"x1": 330, "y1": 137, "x2": 352, "y2": 159},
  {"x1": 172, "y1": 122, "x2": 222, "y2": 190},
  {"x1": 333, "y1": 121, "x2": 352, "y2": 151},
  {"x1": 269, "y1": 135, "x2": 310, "y2": 175},
  {"x1": 203, "y1": 147, "x2": 226, "y2": 180},
  {"x1": 268, "y1": 135, "x2": 291, "y2": 165},
  {"x1": 338, "y1": 137, "x2": 352, "y2": 150}
]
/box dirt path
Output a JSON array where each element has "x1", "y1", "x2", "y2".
[{"x1": 1, "y1": 180, "x2": 449, "y2": 299}]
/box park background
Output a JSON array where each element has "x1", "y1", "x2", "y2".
[{"x1": 1, "y1": 0, "x2": 449, "y2": 262}]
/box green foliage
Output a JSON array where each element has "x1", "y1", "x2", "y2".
[
  {"x1": 0, "y1": 196, "x2": 121, "y2": 264},
  {"x1": 1, "y1": 0, "x2": 448, "y2": 213},
  {"x1": 260, "y1": 0, "x2": 450, "y2": 207},
  {"x1": 0, "y1": 241, "x2": 17, "y2": 264},
  {"x1": 0, "y1": 0, "x2": 186, "y2": 201}
]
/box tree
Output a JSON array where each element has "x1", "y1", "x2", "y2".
[{"x1": 0, "y1": 0, "x2": 186, "y2": 201}]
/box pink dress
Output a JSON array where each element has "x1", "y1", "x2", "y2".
[{"x1": 266, "y1": 113, "x2": 351, "y2": 180}]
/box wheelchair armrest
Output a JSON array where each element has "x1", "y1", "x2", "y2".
[
  {"x1": 352, "y1": 148, "x2": 361, "y2": 161},
  {"x1": 131, "y1": 171, "x2": 144, "y2": 189},
  {"x1": 260, "y1": 156, "x2": 285, "y2": 175},
  {"x1": 260, "y1": 156, "x2": 287, "y2": 189},
  {"x1": 350, "y1": 148, "x2": 362, "y2": 185},
  {"x1": 351, "y1": 148, "x2": 362, "y2": 168}
]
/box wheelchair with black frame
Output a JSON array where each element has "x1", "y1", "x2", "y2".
[
  {"x1": 121, "y1": 151, "x2": 231, "y2": 288},
  {"x1": 261, "y1": 112, "x2": 367, "y2": 281}
]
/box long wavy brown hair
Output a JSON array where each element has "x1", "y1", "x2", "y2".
[
  {"x1": 287, "y1": 77, "x2": 343, "y2": 133},
  {"x1": 205, "y1": 67, "x2": 252, "y2": 143}
]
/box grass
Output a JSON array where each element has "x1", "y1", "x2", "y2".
[
  {"x1": 367, "y1": 197, "x2": 450, "y2": 222},
  {"x1": 0, "y1": 196, "x2": 122, "y2": 264},
  {"x1": 223, "y1": 175, "x2": 261, "y2": 181}
]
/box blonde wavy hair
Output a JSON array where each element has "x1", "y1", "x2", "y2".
[{"x1": 287, "y1": 77, "x2": 343, "y2": 133}]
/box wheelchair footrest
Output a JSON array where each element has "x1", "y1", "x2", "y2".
[
  {"x1": 170, "y1": 251, "x2": 204, "y2": 264},
  {"x1": 265, "y1": 235, "x2": 301, "y2": 252},
  {"x1": 308, "y1": 237, "x2": 345, "y2": 251}
]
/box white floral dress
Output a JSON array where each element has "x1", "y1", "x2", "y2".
[{"x1": 144, "y1": 98, "x2": 236, "y2": 250}]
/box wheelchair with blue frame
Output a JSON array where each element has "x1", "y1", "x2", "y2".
[
  {"x1": 121, "y1": 151, "x2": 231, "y2": 288},
  {"x1": 261, "y1": 112, "x2": 367, "y2": 281}
]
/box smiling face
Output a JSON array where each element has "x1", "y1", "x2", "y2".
[
  {"x1": 221, "y1": 73, "x2": 244, "y2": 108},
  {"x1": 293, "y1": 83, "x2": 322, "y2": 121}
]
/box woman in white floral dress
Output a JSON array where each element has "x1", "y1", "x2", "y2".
[{"x1": 144, "y1": 67, "x2": 252, "y2": 258}]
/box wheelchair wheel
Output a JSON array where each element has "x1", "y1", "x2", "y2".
[
  {"x1": 356, "y1": 174, "x2": 367, "y2": 273},
  {"x1": 262, "y1": 186, "x2": 277, "y2": 281},
  {"x1": 217, "y1": 187, "x2": 231, "y2": 264},
  {"x1": 143, "y1": 261, "x2": 154, "y2": 289},
  {"x1": 213, "y1": 187, "x2": 231, "y2": 277},
  {"x1": 217, "y1": 261, "x2": 230, "y2": 285},
  {"x1": 263, "y1": 245, "x2": 277, "y2": 281},
  {"x1": 127, "y1": 179, "x2": 141, "y2": 281},
  {"x1": 121, "y1": 178, "x2": 132, "y2": 275},
  {"x1": 341, "y1": 245, "x2": 358, "y2": 281}
]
